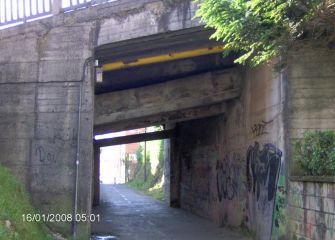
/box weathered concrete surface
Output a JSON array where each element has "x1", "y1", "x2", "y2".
[
  {"x1": 95, "y1": 102, "x2": 228, "y2": 134},
  {"x1": 288, "y1": 180, "x2": 335, "y2": 240},
  {"x1": 97, "y1": 0, "x2": 199, "y2": 46},
  {"x1": 0, "y1": 22, "x2": 96, "y2": 238},
  {"x1": 287, "y1": 46, "x2": 335, "y2": 171},
  {"x1": 286, "y1": 46, "x2": 335, "y2": 240},
  {"x1": 94, "y1": 70, "x2": 240, "y2": 133},
  {"x1": 168, "y1": 47, "x2": 335, "y2": 240},
  {"x1": 0, "y1": 0, "x2": 201, "y2": 238},
  {"x1": 160, "y1": 45, "x2": 335, "y2": 240},
  {"x1": 171, "y1": 64, "x2": 287, "y2": 240},
  {"x1": 92, "y1": 184, "x2": 252, "y2": 240},
  {"x1": 0, "y1": 0, "x2": 200, "y2": 48}
]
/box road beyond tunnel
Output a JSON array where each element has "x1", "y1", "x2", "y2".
[{"x1": 91, "y1": 184, "x2": 251, "y2": 240}]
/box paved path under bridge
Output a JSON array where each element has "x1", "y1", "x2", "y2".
[{"x1": 92, "y1": 184, "x2": 251, "y2": 240}]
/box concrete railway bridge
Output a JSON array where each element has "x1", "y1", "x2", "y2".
[{"x1": 1, "y1": 0, "x2": 335, "y2": 239}]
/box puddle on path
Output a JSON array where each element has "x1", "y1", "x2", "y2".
[{"x1": 91, "y1": 235, "x2": 118, "y2": 240}]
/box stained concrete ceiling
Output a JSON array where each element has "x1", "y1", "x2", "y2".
[{"x1": 94, "y1": 27, "x2": 236, "y2": 94}]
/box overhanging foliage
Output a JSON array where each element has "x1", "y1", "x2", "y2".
[{"x1": 195, "y1": 0, "x2": 335, "y2": 66}]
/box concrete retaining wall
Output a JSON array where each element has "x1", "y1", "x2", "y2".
[
  {"x1": 0, "y1": 22, "x2": 96, "y2": 237},
  {"x1": 289, "y1": 180, "x2": 335, "y2": 240},
  {"x1": 287, "y1": 46, "x2": 335, "y2": 174},
  {"x1": 286, "y1": 46, "x2": 335, "y2": 240}
]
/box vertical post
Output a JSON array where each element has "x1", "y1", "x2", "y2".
[
  {"x1": 23, "y1": 0, "x2": 26, "y2": 19},
  {"x1": 17, "y1": 0, "x2": 20, "y2": 20},
  {"x1": 52, "y1": 0, "x2": 62, "y2": 15},
  {"x1": 144, "y1": 128, "x2": 147, "y2": 182},
  {"x1": 93, "y1": 142, "x2": 100, "y2": 206},
  {"x1": 120, "y1": 145, "x2": 122, "y2": 183},
  {"x1": 125, "y1": 153, "x2": 128, "y2": 183},
  {"x1": 4, "y1": 0, "x2": 7, "y2": 21}
]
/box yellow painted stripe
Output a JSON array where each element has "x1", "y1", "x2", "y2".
[{"x1": 102, "y1": 45, "x2": 225, "y2": 71}]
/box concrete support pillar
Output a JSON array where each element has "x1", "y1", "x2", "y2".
[
  {"x1": 169, "y1": 124, "x2": 180, "y2": 207},
  {"x1": 93, "y1": 142, "x2": 100, "y2": 206},
  {"x1": 163, "y1": 139, "x2": 171, "y2": 205}
]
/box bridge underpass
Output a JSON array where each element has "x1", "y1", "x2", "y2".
[
  {"x1": 91, "y1": 127, "x2": 253, "y2": 240},
  {"x1": 91, "y1": 28, "x2": 247, "y2": 238},
  {"x1": 3, "y1": 0, "x2": 326, "y2": 239},
  {"x1": 91, "y1": 19, "x2": 288, "y2": 239}
]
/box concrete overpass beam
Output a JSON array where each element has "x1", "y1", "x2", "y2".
[{"x1": 94, "y1": 69, "x2": 241, "y2": 133}]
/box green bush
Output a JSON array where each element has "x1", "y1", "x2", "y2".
[{"x1": 294, "y1": 130, "x2": 335, "y2": 176}]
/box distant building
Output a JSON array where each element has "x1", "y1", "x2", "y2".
[{"x1": 100, "y1": 128, "x2": 145, "y2": 184}]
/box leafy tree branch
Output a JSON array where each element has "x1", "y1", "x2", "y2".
[{"x1": 195, "y1": 0, "x2": 335, "y2": 66}]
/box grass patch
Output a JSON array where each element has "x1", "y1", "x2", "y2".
[
  {"x1": 127, "y1": 180, "x2": 164, "y2": 202},
  {"x1": 127, "y1": 139, "x2": 165, "y2": 202},
  {"x1": 0, "y1": 164, "x2": 52, "y2": 240}
]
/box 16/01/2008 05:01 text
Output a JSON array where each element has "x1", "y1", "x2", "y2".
[{"x1": 22, "y1": 213, "x2": 100, "y2": 223}]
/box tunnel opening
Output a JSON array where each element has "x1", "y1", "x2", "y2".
[
  {"x1": 91, "y1": 116, "x2": 259, "y2": 240},
  {"x1": 91, "y1": 127, "x2": 172, "y2": 237},
  {"x1": 93, "y1": 126, "x2": 170, "y2": 203}
]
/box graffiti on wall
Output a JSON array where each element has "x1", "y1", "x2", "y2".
[
  {"x1": 246, "y1": 142, "x2": 282, "y2": 211},
  {"x1": 289, "y1": 183, "x2": 334, "y2": 240},
  {"x1": 216, "y1": 153, "x2": 240, "y2": 201},
  {"x1": 251, "y1": 120, "x2": 273, "y2": 137},
  {"x1": 272, "y1": 176, "x2": 287, "y2": 237},
  {"x1": 36, "y1": 146, "x2": 58, "y2": 164}
]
